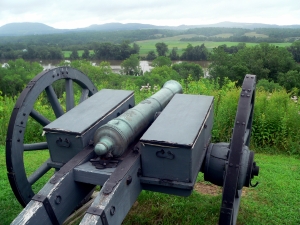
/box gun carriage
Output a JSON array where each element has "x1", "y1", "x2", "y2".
[{"x1": 6, "y1": 67, "x2": 259, "y2": 225}]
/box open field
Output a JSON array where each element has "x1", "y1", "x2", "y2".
[
  {"x1": 244, "y1": 32, "x2": 269, "y2": 38},
  {"x1": 135, "y1": 39, "x2": 292, "y2": 56},
  {"x1": 62, "y1": 35, "x2": 292, "y2": 58},
  {"x1": 1, "y1": 145, "x2": 299, "y2": 225}
]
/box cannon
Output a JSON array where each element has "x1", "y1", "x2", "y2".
[{"x1": 6, "y1": 67, "x2": 259, "y2": 225}]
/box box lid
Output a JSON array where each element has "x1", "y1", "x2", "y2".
[
  {"x1": 44, "y1": 89, "x2": 134, "y2": 135},
  {"x1": 140, "y1": 94, "x2": 213, "y2": 147}
]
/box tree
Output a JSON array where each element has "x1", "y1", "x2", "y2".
[
  {"x1": 287, "y1": 40, "x2": 300, "y2": 63},
  {"x1": 120, "y1": 54, "x2": 142, "y2": 76},
  {"x1": 82, "y1": 48, "x2": 90, "y2": 59},
  {"x1": 172, "y1": 62, "x2": 204, "y2": 80},
  {"x1": 146, "y1": 51, "x2": 156, "y2": 60},
  {"x1": 0, "y1": 59, "x2": 43, "y2": 96},
  {"x1": 209, "y1": 43, "x2": 298, "y2": 86},
  {"x1": 181, "y1": 44, "x2": 208, "y2": 61},
  {"x1": 169, "y1": 47, "x2": 179, "y2": 60},
  {"x1": 152, "y1": 56, "x2": 172, "y2": 67},
  {"x1": 70, "y1": 48, "x2": 79, "y2": 59},
  {"x1": 155, "y1": 42, "x2": 168, "y2": 56},
  {"x1": 278, "y1": 70, "x2": 300, "y2": 91},
  {"x1": 132, "y1": 43, "x2": 140, "y2": 54}
]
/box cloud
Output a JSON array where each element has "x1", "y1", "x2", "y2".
[{"x1": 0, "y1": 0, "x2": 299, "y2": 28}]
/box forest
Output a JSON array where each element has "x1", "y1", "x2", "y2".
[{"x1": 0, "y1": 27, "x2": 300, "y2": 61}]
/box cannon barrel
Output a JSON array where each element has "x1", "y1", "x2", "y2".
[{"x1": 93, "y1": 80, "x2": 183, "y2": 157}]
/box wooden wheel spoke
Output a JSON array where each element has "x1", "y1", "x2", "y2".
[
  {"x1": 65, "y1": 78, "x2": 75, "y2": 111},
  {"x1": 30, "y1": 109, "x2": 51, "y2": 126},
  {"x1": 45, "y1": 85, "x2": 64, "y2": 118},
  {"x1": 6, "y1": 66, "x2": 97, "y2": 206},
  {"x1": 79, "y1": 88, "x2": 89, "y2": 103},
  {"x1": 24, "y1": 142, "x2": 48, "y2": 151},
  {"x1": 28, "y1": 158, "x2": 52, "y2": 185}
]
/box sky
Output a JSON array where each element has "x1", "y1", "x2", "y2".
[{"x1": 0, "y1": 0, "x2": 300, "y2": 29}]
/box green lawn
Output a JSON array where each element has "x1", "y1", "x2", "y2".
[
  {"x1": 1, "y1": 145, "x2": 299, "y2": 225},
  {"x1": 135, "y1": 39, "x2": 292, "y2": 56},
  {"x1": 62, "y1": 36, "x2": 293, "y2": 58}
]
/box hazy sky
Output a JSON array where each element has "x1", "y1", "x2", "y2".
[{"x1": 0, "y1": 0, "x2": 300, "y2": 29}]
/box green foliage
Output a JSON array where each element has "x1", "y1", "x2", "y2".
[
  {"x1": 181, "y1": 43, "x2": 208, "y2": 61},
  {"x1": 287, "y1": 40, "x2": 300, "y2": 62},
  {"x1": 169, "y1": 47, "x2": 179, "y2": 60},
  {"x1": 120, "y1": 54, "x2": 142, "y2": 76},
  {"x1": 256, "y1": 79, "x2": 283, "y2": 92},
  {"x1": 146, "y1": 50, "x2": 156, "y2": 60},
  {"x1": 81, "y1": 48, "x2": 90, "y2": 59},
  {"x1": 278, "y1": 70, "x2": 300, "y2": 91},
  {"x1": 93, "y1": 41, "x2": 140, "y2": 60},
  {"x1": 155, "y1": 42, "x2": 169, "y2": 56},
  {"x1": 209, "y1": 43, "x2": 297, "y2": 86},
  {"x1": 0, "y1": 59, "x2": 43, "y2": 96},
  {"x1": 152, "y1": 56, "x2": 172, "y2": 67},
  {"x1": 172, "y1": 62, "x2": 204, "y2": 81},
  {"x1": 1, "y1": 60, "x2": 300, "y2": 156},
  {"x1": 69, "y1": 48, "x2": 79, "y2": 60}
]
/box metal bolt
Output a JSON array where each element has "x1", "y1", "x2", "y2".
[
  {"x1": 126, "y1": 176, "x2": 132, "y2": 185},
  {"x1": 110, "y1": 206, "x2": 116, "y2": 215},
  {"x1": 55, "y1": 195, "x2": 62, "y2": 204},
  {"x1": 23, "y1": 113, "x2": 26, "y2": 116}
]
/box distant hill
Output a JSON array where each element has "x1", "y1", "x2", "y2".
[
  {"x1": 1, "y1": 21, "x2": 300, "y2": 36},
  {"x1": 0, "y1": 22, "x2": 71, "y2": 36}
]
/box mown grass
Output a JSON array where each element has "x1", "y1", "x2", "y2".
[
  {"x1": 124, "y1": 153, "x2": 300, "y2": 225},
  {"x1": 1, "y1": 145, "x2": 299, "y2": 225},
  {"x1": 244, "y1": 32, "x2": 269, "y2": 38},
  {"x1": 135, "y1": 39, "x2": 292, "y2": 56},
  {"x1": 62, "y1": 36, "x2": 292, "y2": 58}
]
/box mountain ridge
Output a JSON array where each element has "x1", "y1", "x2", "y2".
[{"x1": 1, "y1": 21, "x2": 300, "y2": 36}]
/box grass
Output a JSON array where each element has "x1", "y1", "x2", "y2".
[
  {"x1": 244, "y1": 32, "x2": 269, "y2": 38},
  {"x1": 1, "y1": 144, "x2": 299, "y2": 225},
  {"x1": 61, "y1": 35, "x2": 292, "y2": 58},
  {"x1": 135, "y1": 39, "x2": 292, "y2": 56}
]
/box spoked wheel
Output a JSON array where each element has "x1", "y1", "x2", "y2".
[
  {"x1": 219, "y1": 74, "x2": 257, "y2": 225},
  {"x1": 6, "y1": 67, "x2": 97, "y2": 207}
]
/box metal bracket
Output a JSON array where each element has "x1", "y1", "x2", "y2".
[
  {"x1": 86, "y1": 207, "x2": 109, "y2": 225},
  {"x1": 56, "y1": 137, "x2": 71, "y2": 148},
  {"x1": 32, "y1": 194, "x2": 60, "y2": 225},
  {"x1": 50, "y1": 146, "x2": 94, "y2": 184},
  {"x1": 103, "y1": 151, "x2": 139, "y2": 195}
]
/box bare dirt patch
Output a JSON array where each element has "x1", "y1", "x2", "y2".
[
  {"x1": 194, "y1": 182, "x2": 222, "y2": 196},
  {"x1": 194, "y1": 182, "x2": 248, "y2": 196}
]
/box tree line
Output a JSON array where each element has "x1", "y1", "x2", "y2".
[
  {"x1": 209, "y1": 42, "x2": 300, "y2": 92},
  {"x1": 0, "y1": 27, "x2": 299, "y2": 48}
]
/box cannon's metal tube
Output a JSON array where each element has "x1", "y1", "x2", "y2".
[{"x1": 94, "y1": 80, "x2": 183, "y2": 157}]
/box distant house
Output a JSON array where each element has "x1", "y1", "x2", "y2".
[
  {"x1": 22, "y1": 49, "x2": 27, "y2": 52},
  {"x1": 1, "y1": 63, "x2": 9, "y2": 68}
]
